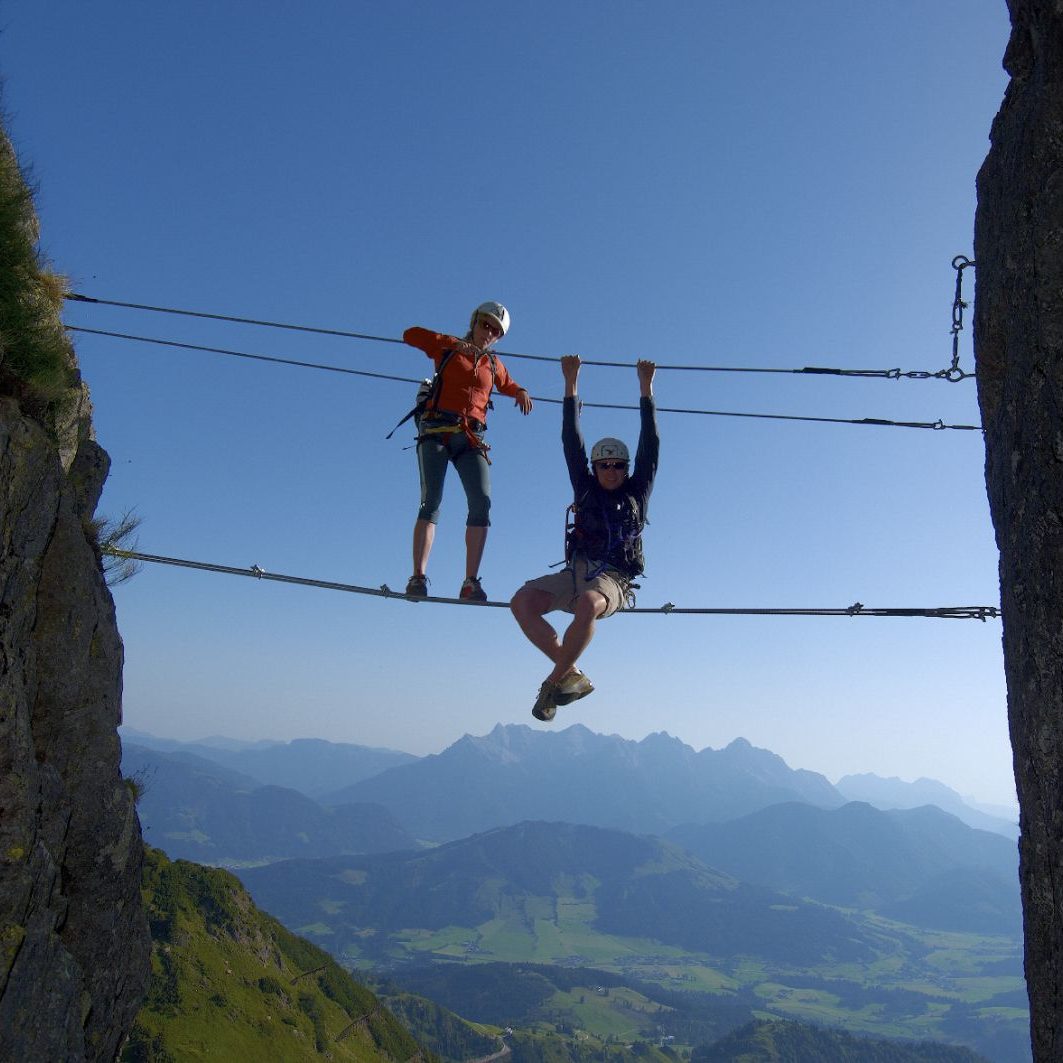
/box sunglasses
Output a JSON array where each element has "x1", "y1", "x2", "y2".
[
  {"x1": 478, "y1": 318, "x2": 501, "y2": 338},
  {"x1": 595, "y1": 461, "x2": 628, "y2": 471}
]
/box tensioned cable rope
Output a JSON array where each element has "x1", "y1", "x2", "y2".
[
  {"x1": 65, "y1": 290, "x2": 973, "y2": 382},
  {"x1": 67, "y1": 325, "x2": 983, "y2": 433},
  {"x1": 103, "y1": 548, "x2": 1000, "y2": 621},
  {"x1": 68, "y1": 325, "x2": 417, "y2": 385}
]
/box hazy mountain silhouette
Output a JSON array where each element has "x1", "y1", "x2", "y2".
[
  {"x1": 122, "y1": 727, "x2": 417, "y2": 798},
  {"x1": 124, "y1": 744, "x2": 416, "y2": 866},
  {"x1": 666, "y1": 801, "x2": 1019, "y2": 935},
  {"x1": 323, "y1": 724, "x2": 844, "y2": 841},
  {"x1": 240, "y1": 820, "x2": 890, "y2": 968},
  {"x1": 836, "y1": 772, "x2": 1017, "y2": 839}
]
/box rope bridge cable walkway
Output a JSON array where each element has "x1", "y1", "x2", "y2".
[
  {"x1": 66, "y1": 326, "x2": 984, "y2": 433},
  {"x1": 102, "y1": 548, "x2": 1001, "y2": 621},
  {"x1": 65, "y1": 258, "x2": 976, "y2": 382}
]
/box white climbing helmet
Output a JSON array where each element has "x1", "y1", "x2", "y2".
[
  {"x1": 471, "y1": 301, "x2": 510, "y2": 336},
  {"x1": 591, "y1": 437, "x2": 630, "y2": 464}
]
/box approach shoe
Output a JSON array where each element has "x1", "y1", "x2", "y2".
[
  {"x1": 554, "y1": 669, "x2": 594, "y2": 706},
  {"x1": 459, "y1": 576, "x2": 488, "y2": 602},
  {"x1": 405, "y1": 574, "x2": 429, "y2": 598},
  {"x1": 531, "y1": 680, "x2": 560, "y2": 722}
]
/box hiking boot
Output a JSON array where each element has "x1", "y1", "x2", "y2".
[
  {"x1": 531, "y1": 680, "x2": 560, "y2": 722},
  {"x1": 459, "y1": 576, "x2": 487, "y2": 602},
  {"x1": 405, "y1": 574, "x2": 429, "y2": 598},
  {"x1": 555, "y1": 670, "x2": 594, "y2": 706}
]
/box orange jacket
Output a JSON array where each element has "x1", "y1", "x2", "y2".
[{"x1": 403, "y1": 327, "x2": 525, "y2": 426}]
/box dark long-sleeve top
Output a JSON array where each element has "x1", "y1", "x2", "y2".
[{"x1": 562, "y1": 395, "x2": 659, "y2": 577}]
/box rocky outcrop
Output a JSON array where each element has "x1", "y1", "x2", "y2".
[
  {"x1": 974, "y1": 0, "x2": 1063, "y2": 1060},
  {"x1": 0, "y1": 138, "x2": 150, "y2": 1059}
]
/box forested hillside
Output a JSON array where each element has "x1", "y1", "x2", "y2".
[{"x1": 124, "y1": 848, "x2": 432, "y2": 1061}]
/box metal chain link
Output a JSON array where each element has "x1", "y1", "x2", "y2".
[{"x1": 943, "y1": 255, "x2": 975, "y2": 381}]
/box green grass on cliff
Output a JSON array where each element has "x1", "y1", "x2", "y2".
[
  {"x1": 0, "y1": 120, "x2": 78, "y2": 411},
  {"x1": 123, "y1": 848, "x2": 434, "y2": 1062}
]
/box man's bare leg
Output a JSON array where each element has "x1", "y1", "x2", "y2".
[
  {"x1": 511, "y1": 587, "x2": 563, "y2": 662},
  {"x1": 545, "y1": 592, "x2": 607, "y2": 684},
  {"x1": 511, "y1": 588, "x2": 606, "y2": 681}
]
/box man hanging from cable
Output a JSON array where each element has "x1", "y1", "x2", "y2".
[{"x1": 510, "y1": 354, "x2": 658, "y2": 721}]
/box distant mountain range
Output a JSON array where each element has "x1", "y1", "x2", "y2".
[
  {"x1": 667, "y1": 801, "x2": 1020, "y2": 935},
  {"x1": 123, "y1": 743, "x2": 416, "y2": 865},
  {"x1": 322, "y1": 724, "x2": 845, "y2": 841},
  {"x1": 837, "y1": 773, "x2": 1018, "y2": 838},
  {"x1": 122, "y1": 724, "x2": 1017, "y2": 841},
  {"x1": 121, "y1": 727, "x2": 417, "y2": 798}
]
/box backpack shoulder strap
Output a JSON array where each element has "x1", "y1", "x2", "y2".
[
  {"x1": 423, "y1": 346, "x2": 458, "y2": 415},
  {"x1": 386, "y1": 347, "x2": 459, "y2": 439}
]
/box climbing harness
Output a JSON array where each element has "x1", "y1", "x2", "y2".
[
  {"x1": 561, "y1": 489, "x2": 646, "y2": 611},
  {"x1": 386, "y1": 344, "x2": 498, "y2": 464},
  {"x1": 418, "y1": 411, "x2": 492, "y2": 463},
  {"x1": 565, "y1": 490, "x2": 646, "y2": 579}
]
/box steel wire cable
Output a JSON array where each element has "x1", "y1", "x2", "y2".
[
  {"x1": 103, "y1": 549, "x2": 1000, "y2": 621},
  {"x1": 65, "y1": 291, "x2": 973, "y2": 381},
  {"x1": 67, "y1": 325, "x2": 983, "y2": 433}
]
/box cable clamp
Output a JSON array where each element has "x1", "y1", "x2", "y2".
[
  {"x1": 250, "y1": 564, "x2": 266, "y2": 578},
  {"x1": 845, "y1": 601, "x2": 864, "y2": 616},
  {"x1": 661, "y1": 602, "x2": 675, "y2": 613}
]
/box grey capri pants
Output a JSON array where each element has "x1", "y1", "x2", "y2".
[{"x1": 417, "y1": 429, "x2": 491, "y2": 526}]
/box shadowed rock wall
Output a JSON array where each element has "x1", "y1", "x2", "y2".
[
  {"x1": 974, "y1": 0, "x2": 1063, "y2": 1059},
  {"x1": 0, "y1": 132, "x2": 150, "y2": 1059}
]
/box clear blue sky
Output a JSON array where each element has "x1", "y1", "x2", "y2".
[{"x1": 4, "y1": 1, "x2": 1016, "y2": 806}]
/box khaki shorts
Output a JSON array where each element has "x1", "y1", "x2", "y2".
[{"x1": 519, "y1": 556, "x2": 629, "y2": 619}]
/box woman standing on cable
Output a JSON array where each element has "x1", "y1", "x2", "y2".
[{"x1": 401, "y1": 301, "x2": 533, "y2": 601}]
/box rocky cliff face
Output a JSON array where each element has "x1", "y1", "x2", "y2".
[
  {"x1": 974, "y1": 0, "x2": 1063, "y2": 1059},
  {"x1": 0, "y1": 135, "x2": 150, "y2": 1059}
]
